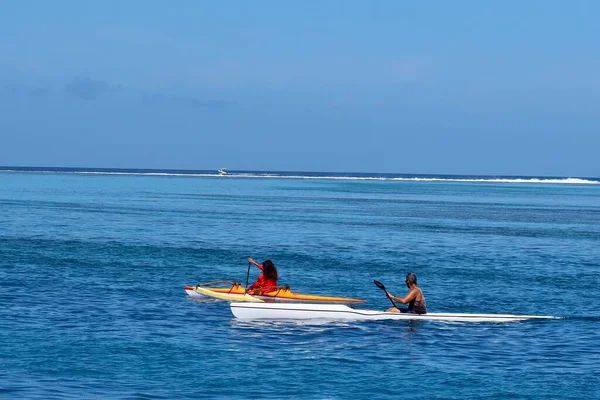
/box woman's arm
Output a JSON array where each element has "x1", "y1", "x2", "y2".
[{"x1": 248, "y1": 258, "x2": 264, "y2": 270}]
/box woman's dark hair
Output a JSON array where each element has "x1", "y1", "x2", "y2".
[
  {"x1": 262, "y1": 260, "x2": 278, "y2": 281},
  {"x1": 406, "y1": 272, "x2": 417, "y2": 285}
]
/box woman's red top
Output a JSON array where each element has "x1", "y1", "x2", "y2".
[{"x1": 248, "y1": 263, "x2": 278, "y2": 293}]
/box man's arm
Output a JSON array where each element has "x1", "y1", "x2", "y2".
[{"x1": 390, "y1": 289, "x2": 417, "y2": 304}]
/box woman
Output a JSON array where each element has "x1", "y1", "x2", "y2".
[
  {"x1": 247, "y1": 258, "x2": 278, "y2": 294},
  {"x1": 386, "y1": 272, "x2": 427, "y2": 314}
]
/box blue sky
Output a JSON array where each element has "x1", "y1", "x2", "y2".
[{"x1": 1, "y1": 0, "x2": 598, "y2": 176}]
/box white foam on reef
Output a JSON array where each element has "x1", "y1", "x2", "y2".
[{"x1": 1, "y1": 169, "x2": 598, "y2": 185}]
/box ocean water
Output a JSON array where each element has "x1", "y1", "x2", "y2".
[{"x1": 1, "y1": 169, "x2": 599, "y2": 399}]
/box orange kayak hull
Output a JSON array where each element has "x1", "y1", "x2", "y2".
[{"x1": 184, "y1": 284, "x2": 366, "y2": 303}]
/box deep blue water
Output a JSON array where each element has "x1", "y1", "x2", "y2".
[{"x1": 1, "y1": 170, "x2": 599, "y2": 399}]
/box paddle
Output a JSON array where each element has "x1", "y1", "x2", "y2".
[
  {"x1": 374, "y1": 280, "x2": 399, "y2": 309},
  {"x1": 245, "y1": 261, "x2": 252, "y2": 291}
]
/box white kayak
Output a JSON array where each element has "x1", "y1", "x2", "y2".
[{"x1": 230, "y1": 302, "x2": 555, "y2": 323}]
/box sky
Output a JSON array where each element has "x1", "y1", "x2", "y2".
[{"x1": 0, "y1": 0, "x2": 598, "y2": 176}]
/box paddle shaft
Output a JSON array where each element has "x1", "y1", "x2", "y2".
[
  {"x1": 245, "y1": 262, "x2": 252, "y2": 290},
  {"x1": 374, "y1": 280, "x2": 400, "y2": 309},
  {"x1": 383, "y1": 290, "x2": 400, "y2": 309}
]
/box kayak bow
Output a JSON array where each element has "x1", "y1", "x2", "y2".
[{"x1": 192, "y1": 287, "x2": 264, "y2": 302}]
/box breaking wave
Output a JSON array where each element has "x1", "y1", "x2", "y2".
[{"x1": 1, "y1": 167, "x2": 598, "y2": 185}]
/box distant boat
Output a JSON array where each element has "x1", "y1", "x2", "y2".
[{"x1": 218, "y1": 168, "x2": 228, "y2": 175}]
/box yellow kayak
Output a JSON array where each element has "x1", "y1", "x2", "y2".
[{"x1": 185, "y1": 283, "x2": 366, "y2": 303}]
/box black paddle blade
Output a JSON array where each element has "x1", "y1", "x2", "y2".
[
  {"x1": 374, "y1": 280, "x2": 398, "y2": 308},
  {"x1": 373, "y1": 280, "x2": 386, "y2": 290}
]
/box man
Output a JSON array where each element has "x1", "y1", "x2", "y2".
[{"x1": 386, "y1": 272, "x2": 427, "y2": 314}]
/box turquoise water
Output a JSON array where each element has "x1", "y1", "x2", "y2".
[{"x1": 1, "y1": 171, "x2": 599, "y2": 399}]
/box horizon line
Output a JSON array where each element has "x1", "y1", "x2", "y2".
[{"x1": 1, "y1": 165, "x2": 598, "y2": 180}]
